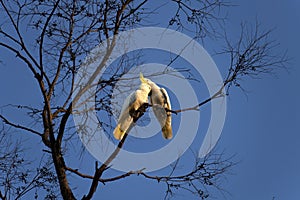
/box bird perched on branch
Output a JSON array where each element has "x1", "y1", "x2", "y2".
[
  {"x1": 113, "y1": 73, "x2": 152, "y2": 140},
  {"x1": 141, "y1": 74, "x2": 173, "y2": 139}
]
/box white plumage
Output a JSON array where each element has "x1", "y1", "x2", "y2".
[
  {"x1": 143, "y1": 75, "x2": 173, "y2": 139},
  {"x1": 113, "y1": 74, "x2": 152, "y2": 140}
]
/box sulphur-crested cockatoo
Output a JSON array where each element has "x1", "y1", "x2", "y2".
[
  {"x1": 142, "y1": 74, "x2": 173, "y2": 139},
  {"x1": 113, "y1": 73, "x2": 152, "y2": 140}
]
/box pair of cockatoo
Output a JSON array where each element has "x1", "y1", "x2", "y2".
[{"x1": 113, "y1": 73, "x2": 172, "y2": 140}]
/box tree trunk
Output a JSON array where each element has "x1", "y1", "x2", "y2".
[{"x1": 52, "y1": 147, "x2": 76, "y2": 200}]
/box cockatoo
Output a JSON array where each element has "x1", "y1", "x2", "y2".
[
  {"x1": 113, "y1": 73, "x2": 152, "y2": 140},
  {"x1": 142, "y1": 74, "x2": 173, "y2": 139}
]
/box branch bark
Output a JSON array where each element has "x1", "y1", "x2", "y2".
[{"x1": 82, "y1": 133, "x2": 129, "y2": 200}]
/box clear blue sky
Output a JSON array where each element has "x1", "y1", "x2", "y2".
[
  {"x1": 0, "y1": 0, "x2": 299, "y2": 200},
  {"x1": 219, "y1": 1, "x2": 300, "y2": 199}
]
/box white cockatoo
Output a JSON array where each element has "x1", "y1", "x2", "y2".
[
  {"x1": 113, "y1": 73, "x2": 152, "y2": 140},
  {"x1": 142, "y1": 74, "x2": 173, "y2": 139}
]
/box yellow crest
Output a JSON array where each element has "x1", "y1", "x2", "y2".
[{"x1": 139, "y1": 72, "x2": 147, "y2": 84}]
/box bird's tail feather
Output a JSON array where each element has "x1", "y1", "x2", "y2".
[
  {"x1": 113, "y1": 124, "x2": 125, "y2": 140},
  {"x1": 162, "y1": 115, "x2": 172, "y2": 139}
]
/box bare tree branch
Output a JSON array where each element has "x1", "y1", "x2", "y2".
[
  {"x1": 0, "y1": 114, "x2": 42, "y2": 136},
  {"x1": 82, "y1": 131, "x2": 129, "y2": 200},
  {"x1": 170, "y1": 21, "x2": 288, "y2": 114},
  {"x1": 0, "y1": 1, "x2": 288, "y2": 200},
  {"x1": 0, "y1": 128, "x2": 58, "y2": 199}
]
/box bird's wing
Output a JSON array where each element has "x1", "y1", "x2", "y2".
[
  {"x1": 160, "y1": 88, "x2": 172, "y2": 139},
  {"x1": 151, "y1": 87, "x2": 173, "y2": 139},
  {"x1": 160, "y1": 88, "x2": 171, "y2": 110},
  {"x1": 131, "y1": 90, "x2": 148, "y2": 122},
  {"x1": 119, "y1": 91, "x2": 137, "y2": 118},
  {"x1": 113, "y1": 91, "x2": 136, "y2": 140}
]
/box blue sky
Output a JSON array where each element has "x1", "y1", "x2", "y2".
[
  {"x1": 211, "y1": 1, "x2": 300, "y2": 199},
  {"x1": 0, "y1": 0, "x2": 299, "y2": 200}
]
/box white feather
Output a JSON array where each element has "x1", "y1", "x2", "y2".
[
  {"x1": 145, "y1": 78, "x2": 173, "y2": 139},
  {"x1": 113, "y1": 82, "x2": 151, "y2": 140}
]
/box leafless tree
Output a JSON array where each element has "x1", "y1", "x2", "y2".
[
  {"x1": 0, "y1": 125, "x2": 58, "y2": 200},
  {"x1": 0, "y1": 0, "x2": 287, "y2": 199}
]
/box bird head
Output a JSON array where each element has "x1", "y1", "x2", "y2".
[
  {"x1": 139, "y1": 73, "x2": 152, "y2": 93},
  {"x1": 140, "y1": 72, "x2": 155, "y2": 85},
  {"x1": 139, "y1": 72, "x2": 160, "y2": 92}
]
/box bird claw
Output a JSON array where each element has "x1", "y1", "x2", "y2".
[
  {"x1": 130, "y1": 103, "x2": 149, "y2": 122},
  {"x1": 165, "y1": 108, "x2": 178, "y2": 115}
]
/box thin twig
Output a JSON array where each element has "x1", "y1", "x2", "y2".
[{"x1": 0, "y1": 114, "x2": 42, "y2": 136}]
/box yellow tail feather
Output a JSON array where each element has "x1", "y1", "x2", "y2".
[
  {"x1": 162, "y1": 124, "x2": 172, "y2": 139},
  {"x1": 113, "y1": 124, "x2": 125, "y2": 140}
]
